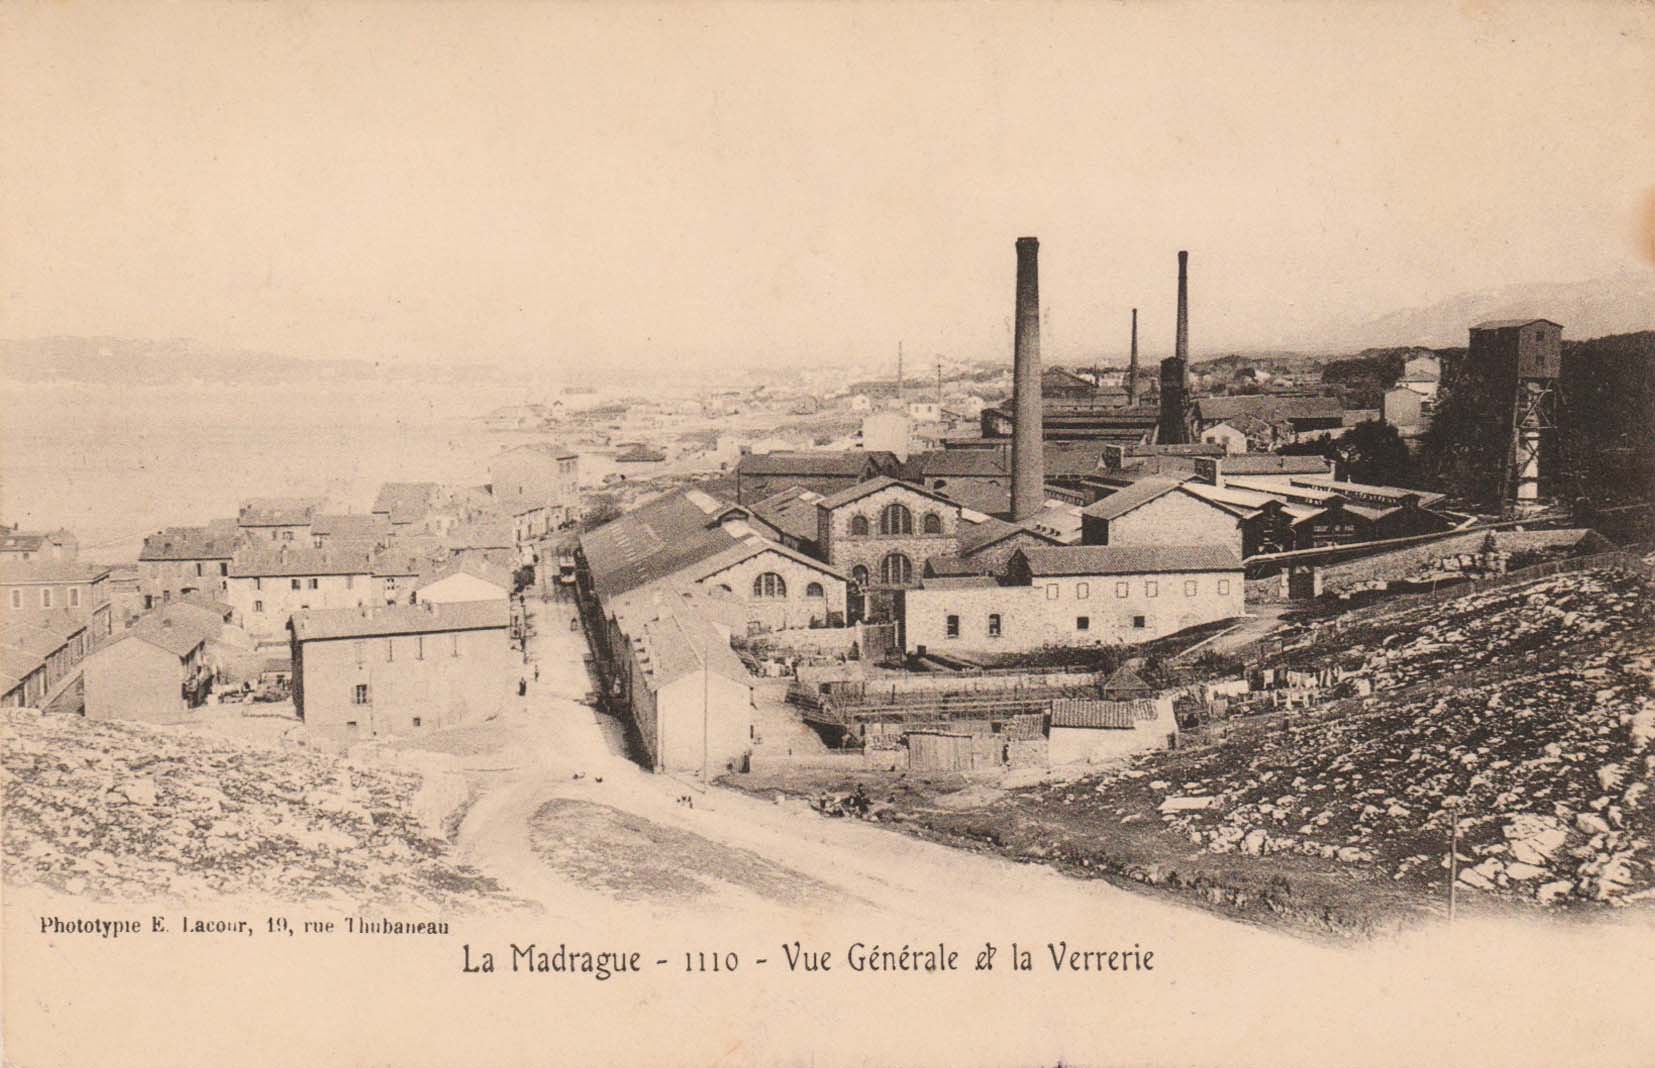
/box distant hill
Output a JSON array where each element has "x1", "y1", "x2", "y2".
[
  {"x1": 0, "y1": 336, "x2": 519, "y2": 387},
  {"x1": 1324, "y1": 271, "x2": 1655, "y2": 350}
]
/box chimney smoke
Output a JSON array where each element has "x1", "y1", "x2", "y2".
[{"x1": 1010, "y1": 237, "x2": 1044, "y2": 521}]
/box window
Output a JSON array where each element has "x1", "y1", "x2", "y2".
[
  {"x1": 1218, "y1": 578, "x2": 1231, "y2": 596},
  {"x1": 804, "y1": 582, "x2": 824, "y2": 598},
  {"x1": 1115, "y1": 581, "x2": 1129, "y2": 599},
  {"x1": 282, "y1": 530, "x2": 295, "y2": 542},
  {"x1": 219, "y1": 562, "x2": 228, "y2": 576},
  {"x1": 451, "y1": 633, "x2": 461, "y2": 657},
  {"x1": 8, "y1": 590, "x2": 19, "y2": 609},
  {"x1": 1076, "y1": 616, "x2": 1090, "y2": 631},
  {"x1": 1133, "y1": 615, "x2": 1147, "y2": 629},
  {"x1": 345, "y1": 720, "x2": 358, "y2": 730},
  {"x1": 1077, "y1": 582, "x2": 1089, "y2": 599},
  {"x1": 879, "y1": 502, "x2": 913, "y2": 535},
  {"x1": 752, "y1": 572, "x2": 787, "y2": 598},
  {"x1": 69, "y1": 587, "x2": 80, "y2": 608},
  {"x1": 1145, "y1": 580, "x2": 1158, "y2": 598},
  {"x1": 879, "y1": 553, "x2": 913, "y2": 585},
  {"x1": 162, "y1": 590, "x2": 171, "y2": 603},
  {"x1": 987, "y1": 613, "x2": 1002, "y2": 638},
  {"x1": 254, "y1": 600, "x2": 264, "y2": 613},
  {"x1": 144, "y1": 594, "x2": 154, "y2": 610},
  {"x1": 1045, "y1": 584, "x2": 1058, "y2": 601},
  {"x1": 945, "y1": 614, "x2": 960, "y2": 638},
  {"x1": 1184, "y1": 579, "x2": 1198, "y2": 597},
  {"x1": 254, "y1": 577, "x2": 262, "y2": 591},
  {"x1": 291, "y1": 579, "x2": 301, "y2": 591},
  {"x1": 850, "y1": 515, "x2": 870, "y2": 537},
  {"x1": 922, "y1": 513, "x2": 943, "y2": 535},
  {"x1": 416, "y1": 635, "x2": 425, "y2": 660},
  {"x1": 307, "y1": 578, "x2": 319, "y2": 590},
  {"x1": 41, "y1": 588, "x2": 52, "y2": 608},
  {"x1": 386, "y1": 638, "x2": 395, "y2": 662},
  {"x1": 851, "y1": 565, "x2": 870, "y2": 587},
  {"x1": 195, "y1": 562, "x2": 204, "y2": 577},
  {"x1": 412, "y1": 717, "x2": 423, "y2": 728},
  {"x1": 353, "y1": 684, "x2": 370, "y2": 705}
]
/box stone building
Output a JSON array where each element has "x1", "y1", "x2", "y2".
[
  {"x1": 1080, "y1": 477, "x2": 1244, "y2": 557},
  {"x1": 488, "y1": 443, "x2": 582, "y2": 528},
  {"x1": 226, "y1": 545, "x2": 377, "y2": 642},
  {"x1": 0, "y1": 557, "x2": 113, "y2": 639},
  {"x1": 137, "y1": 522, "x2": 240, "y2": 607},
  {"x1": 289, "y1": 601, "x2": 513, "y2": 739},
  {"x1": 82, "y1": 604, "x2": 223, "y2": 723},
  {"x1": 812, "y1": 478, "x2": 962, "y2": 620}
]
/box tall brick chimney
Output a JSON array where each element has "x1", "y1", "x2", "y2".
[
  {"x1": 1157, "y1": 250, "x2": 1192, "y2": 444},
  {"x1": 1011, "y1": 237, "x2": 1044, "y2": 521},
  {"x1": 1127, "y1": 307, "x2": 1139, "y2": 406}
]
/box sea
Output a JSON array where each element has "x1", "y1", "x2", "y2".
[{"x1": 0, "y1": 379, "x2": 568, "y2": 562}]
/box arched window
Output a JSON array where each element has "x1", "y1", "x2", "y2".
[
  {"x1": 752, "y1": 572, "x2": 787, "y2": 598},
  {"x1": 804, "y1": 582, "x2": 825, "y2": 598},
  {"x1": 880, "y1": 502, "x2": 913, "y2": 535},
  {"x1": 849, "y1": 515, "x2": 870, "y2": 536},
  {"x1": 850, "y1": 565, "x2": 870, "y2": 587},
  {"x1": 879, "y1": 553, "x2": 913, "y2": 585},
  {"x1": 922, "y1": 513, "x2": 943, "y2": 534}
]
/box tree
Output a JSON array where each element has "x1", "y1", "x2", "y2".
[{"x1": 1283, "y1": 421, "x2": 1415, "y2": 485}]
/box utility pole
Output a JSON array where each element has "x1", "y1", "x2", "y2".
[{"x1": 1447, "y1": 798, "x2": 1461, "y2": 923}]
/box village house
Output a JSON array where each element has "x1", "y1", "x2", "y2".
[
  {"x1": 1079, "y1": 477, "x2": 1245, "y2": 558},
  {"x1": 309, "y1": 512, "x2": 392, "y2": 548},
  {"x1": 82, "y1": 603, "x2": 224, "y2": 723},
  {"x1": 288, "y1": 600, "x2": 513, "y2": 739},
  {"x1": 237, "y1": 497, "x2": 324, "y2": 544},
  {"x1": 0, "y1": 617, "x2": 92, "y2": 711},
  {"x1": 413, "y1": 558, "x2": 514, "y2": 606},
  {"x1": 371, "y1": 482, "x2": 444, "y2": 532},
  {"x1": 226, "y1": 544, "x2": 376, "y2": 642},
  {"x1": 733, "y1": 449, "x2": 901, "y2": 504},
  {"x1": 488, "y1": 443, "x2": 582, "y2": 528},
  {"x1": 0, "y1": 526, "x2": 78, "y2": 562},
  {"x1": 137, "y1": 523, "x2": 240, "y2": 607},
  {"x1": 0, "y1": 557, "x2": 113, "y2": 639},
  {"x1": 1048, "y1": 695, "x2": 1178, "y2": 764},
  {"x1": 900, "y1": 544, "x2": 1244, "y2": 655}
]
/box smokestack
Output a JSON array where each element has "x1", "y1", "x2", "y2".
[
  {"x1": 1175, "y1": 249, "x2": 1190, "y2": 367},
  {"x1": 1010, "y1": 237, "x2": 1044, "y2": 521},
  {"x1": 1127, "y1": 308, "x2": 1139, "y2": 406}
]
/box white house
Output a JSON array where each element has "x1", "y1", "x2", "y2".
[{"x1": 413, "y1": 559, "x2": 514, "y2": 606}]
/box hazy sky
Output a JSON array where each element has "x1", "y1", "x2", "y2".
[{"x1": 3, "y1": 2, "x2": 1652, "y2": 372}]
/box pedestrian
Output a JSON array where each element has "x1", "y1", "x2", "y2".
[
  {"x1": 534, "y1": 664, "x2": 540, "y2": 682},
  {"x1": 518, "y1": 677, "x2": 527, "y2": 697}
]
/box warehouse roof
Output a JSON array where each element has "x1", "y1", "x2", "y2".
[
  {"x1": 1014, "y1": 544, "x2": 1242, "y2": 577},
  {"x1": 1218, "y1": 454, "x2": 1335, "y2": 476},
  {"x1": 634, "y1": 609, "x2": 752, "y2": 692},
  {"x1": 1079, "y1": 477, "x2": 1191, "y2": 522},
  {"x1": 748, "y1": 486, "x2": 824, "y2": 545},
  {"x1": 1194, "y1": 395, "x2": 1345, "y2": 424},
  {"x1": 580, "y1": 489, "x2": 749, "y2": 601},
  {"x1": 736, "y1": 450, "x2": 895, "y2": 478},
  {"x1": 289, "y1": 600, "x2": 509, "y2": 642}
]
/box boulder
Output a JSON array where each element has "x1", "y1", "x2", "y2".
[{"x1": 1536, "y1": 880, "x2": 1573, "y2": 904}]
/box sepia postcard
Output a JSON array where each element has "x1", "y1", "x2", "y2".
[{"x1": 3, "y1": 2, "x2": 1653, "y2": 1065}]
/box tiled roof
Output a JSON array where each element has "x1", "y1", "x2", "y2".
[
  {"x1": 918, "y1": 575, "x2": 998, "y2": 590},
  {"x1": 736, "y1": 450, "x2": 889, "y2": 478},
  {"x1": 1101, "y1": 665, "x2": 1154, "y2": 695},
  {"x1": 290, "y1": 600, "x2": 510, "y2": 642},
  {"x1": 748, "y1": 486, "x2": 824, "y2": 545},
  {"x1": 906, "y1": 450, "x2": 1009, "y2": 479},
  {"x1": 0, "y1": 558, "x2": 110, "y2": 584},
  {"x1": 1219, "y1": 454, "x2": 1335, "y2": 476},
  {"x1": 814, "y1": 476, "x2": 958, "y2": 512},
  {"x1": 0, "y1": 646, "x2": 43, "y2": 682},
  {"x1": 119, "y1": 603, "x2": 225, "y2": 657},
  {"x1": 634, "y1": 609, "x2": 751, "y2": 691},
  {"x1": 580, "y1": 490, "x2": 749, "y2": 602},
  {"x1": 0, "y1": 623, "x2": 72, "y2": 659},
  {"x1": 310, "y1": 513, "x2": 391, "y2": 539},
  {"x1": 1015, "y1": 544, "x2": 1242, "y2": 577},
  {"x1": 229, "y1": 546, "x2": 377, "y2": 578},
  {"x1": 1050, "y1": 699, "x2": 1155, "y2": 729},
  {"x1": 933, "y1": 480, "x2": 1011, "y2": 517},
  {"x1": 1194, "y1": 395, "x2": 1345, "y2": 423},
  {"x1": 372, "y1": 482, "x2": 442, "y2": 525},
  {"x1": 1471, "y1": 318, "x2": 1562, "y2": 330},
  {"x1": 238, "y1": 497, "x2": 323, "y2": 526},
  {"x1": 139, "y1": 526, "x2": 239, "y2": 561},
  {"x1": 1079, "y1": 477, "x2": 1190, "y2": 521},
  {"x1": 445, "y1": 520, "x2": 515, "y2": 551},
  {"x1": 414, "y1": 557, "x2": 515, "y2": 594},
  {"x1": 922, "y1": 555, "x2": 986, "y2": 578}
]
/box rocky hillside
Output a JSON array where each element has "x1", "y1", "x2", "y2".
[
  {"x1": 1, "y1": 710, "x2": 508, "y2": 907},
  {"x1": 1091, "y1": 568, "x2": 1655, "y2": 910}
]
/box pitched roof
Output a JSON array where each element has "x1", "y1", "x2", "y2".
[
  {"x1": 238, "y1": 497, "x2": 323, "y2": 526},
  {"x1": 933, "y1": 480, "x2": 1012, "y2": 517},
  {"x1": 736, "y1": 450, "x2": 887, "y2": 478},
  {"x1": 906, "y1": 449, "x2": 1009, "y2": 479},
  {"x1": 0, "y1": 623, "x2": 72, "y2": 659},
  {"x1": 957, "y1": 516, "x2": 1059, "y2": 556},
  {"x1": 1015, "y1": 544, "x2": 1242, "y2": 577},
  {"x1": 413, "y1": 557, "x2": 514, "y2": 594},
  {"x1": 289, "y1": 600, "x2": 510, "y2": 642},
  {"x1": 1050, "y1": 699, "x2": 1155, "y2": 729},
  {"x1": 0, "y1": 646, "x2": 43, "y2": 682},
  {"x1": 1100, "y1": 665, "x2": 1155, "y2": 695},
  {"x1": 139, "y1": 526, "x2": 240, "y2": 561},
  {"x1": 445, "y1": 519, "x2": 515, "y2": 550},
  {"x1": 496, "y1": 441, "x2": 577, "y2": 459},
  {"x1": 115, "y1": 604, "x2": 224, "y2": 658},
  {"x1": 634, "y1": 609, "x2": 752, "y2": 692},
  {"x1": 922, "y1": 555, "x2": 987, "y2": 578},
  {"x1": 1218, "y1": 454, "x2": 1335, "y2": 476},
  {"x1": 814, "y1": 476, "x2": 959, "y2": 512},
  {"x1": 310, "y1": 513, "x2": 391, "y2": 539},
  {"x1": 580, "y1": 489, "x2": 750, "y2": 602},
  {"x1": 0, "y1": 558, "x2": 110, "y2": 585},
  {"x1": 229, "y1": 545, "x2": 377, "y2": 578},
  {"x1": 372, "y1": 482, "x2": 442, "y2": 525},
  {"x1": 1471, "y1": 318, "x2": 1562, "y2": 331},
  {"x1": 1194, "y1": 395, "x2": 1345, "y2": 424},
  {"x1": 1079, "y1": 477, "x2": 1190, "y2": 521},
  {"x1": 748, "y1": 486, "x2": 824, "y2": 545},
  {"x1": 918, "y1": 575, "x2": 999, "y2": 590}
]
